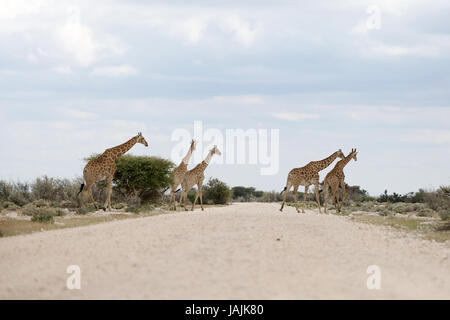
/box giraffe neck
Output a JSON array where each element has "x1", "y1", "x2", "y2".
[
  {"x1": 315, "y1": 152, "x2": 339, "y2": 171},
  {"x1": 110, "y1": 136, "x2": 138, "y2": 159},
  {"x1": 181, "y1": 145, "x2": 194, "y2": 165},
  {"x1": 203, "y1": 150, "x2": 214, "y2": 165},
  {"x1": 340, "y1": 153, "x2": 354, "y2": 168}
]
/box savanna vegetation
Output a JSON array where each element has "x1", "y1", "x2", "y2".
[
  {"x1": 230, "y1": 183, "x2": 450, "y2": 221},
  {"x1": 1, "y1": 153, "x2": 448, "y2": 240},
  {"x1": 0, "y1": 155, "x2": 233, "y2": 238}
]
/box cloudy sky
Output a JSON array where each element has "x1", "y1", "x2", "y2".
[{"x1": 1, "y1": 0, "x2": 449, "y2": 196}]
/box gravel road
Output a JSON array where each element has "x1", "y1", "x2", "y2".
[{"x1": 1, "y1": 203, "x2": 449, "y2": 299}]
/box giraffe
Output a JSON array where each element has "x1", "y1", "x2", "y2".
[
  {"x1": 169, "y1": 139, "x2": 197, "y2": 210},
  {"x1": 77, "y1": 132, "x2": 148, "y2": 211},
  {"x1": 279, "y1": 149, "x2": 344, "y2": 213},
  {"x1": 180, "y1": 145, "x2": 222, "y2": 211},
  {"x1": 323, "y1": 148, "x2": 358, "y2": 213}
]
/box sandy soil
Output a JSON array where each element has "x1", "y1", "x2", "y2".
[{"x1": 0, "y1": 203, "x2": 449, "y2": 300}]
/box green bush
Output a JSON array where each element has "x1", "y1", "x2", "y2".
[
  {"x1": 0, "y1": 178, "x2": 83, "y2": 206},
  {"x1": 22, "y1": 204, "x2": 40, "y2": 216},
  {"x1": 31, "y1": 211, "x2": 54, "y2": 223},
  {"x1": 232, "y1": 186, "x2": 258, "y2": 201},
  {"x1": 439, "y1": 209, "x2": 449, "y2": 220},
  {"x1": 0, "y1": 229, "x2": 3, "y2": 237},
  {"x1": 76, "y1": 205, "x2": 96, "y2": 215},
  {"x1": 1, "y1": 201, "x2": 21, "y2": 211},
  {"x1": 187, "y1": 190, "x2": 197, "y2": 204},
  {"x1": 110, "y1": 155, "x2": 174, "y2": 203},
  {"x1": 417, "y1": 207, "x2": 435, "y2": 217},
  {"x1": 203, "y1": 178, "x2": 231, "y2": 205},
  {"x1": 31, "y1": 176, "x2": 80, "y2": 203},
  {"x1": 22, "y1": 205, "x2": 64, "y2": 217},
  {"x1": 125, "y1": 206, "x2": 140, "y2": 214},
  {"x1": 32, "y1": 199, "x2": 51, "y2": 208},
  {"x1": 55, "y1": 208, "x2": 66, "y2": 216},
  {"x1": 0, "y1": 181, "x2": 31, "y2": 206},
  {"x1": 360, "y1": 201, "x2": 377, "y2": 212},
  {"x1": 57, "y1": 200, "x2": 78, "y2": 209},
  {"x1": 259, "y1": 191, "x2": 284, "y2": 203},
  {"x1": 392, "y1": 203, "x2": 414, "y2": 214}
]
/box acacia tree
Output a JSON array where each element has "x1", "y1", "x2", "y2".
[
  {"x1": 114, "y1": 155, "x2": 174, "y2": 202},
  {"x1": 85, "y1": 155, "x2": 174, "y2": 203},
  {"x1": 203, "y1": 178, "x2": 231, "y2": 205}
]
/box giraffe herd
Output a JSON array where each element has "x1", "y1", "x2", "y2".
[{"x1": 79, "y1": 133, "x2": 357, "y2": 213}]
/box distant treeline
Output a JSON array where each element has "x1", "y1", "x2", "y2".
[{"x1": 0, "y1": 154, "x2": 448, "y2": 220}]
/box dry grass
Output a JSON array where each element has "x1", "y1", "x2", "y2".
[
  {"x1": 0, "y1": 207, "x2": 170, "y2": 238},
  {"x1": 350, "y1": 214, "x2": 450, "y2": 243},
  {"x1": 0, "y1": 204, "x2": 229, "y2": 238},
  {"x1": 284, "y1": 201, "x2": 450, "y2": 243},
  {"x1": 0, "y1": 214, "x2": 137, "y2": 237}
]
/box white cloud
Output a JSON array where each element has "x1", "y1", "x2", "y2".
[
  {"x1": 220, "y1": 14, "x2": 260, "y2": 47},
  {"x1": 91, "y1": 65, "x2": 137, "y2": 77},
  {"x1": 0, "y1": 69, "x2": 18, "y2": 75},
  {"x1": 344, "y1": 106, "x2": 404, "y2": 123},
  {"x1": 54, "y1": 66, "x2": 72, "y2": 74},
  {"x1": 26, "y1": 53, "x2": 38, "y2": 63},
  {"x1": 172, "y1": 18, "x2": 207, "y2": 44},
  {"x1": 342, "y1": 106, "x2": 450, "y2": 126},
  {"x1": 58, "y1": 7, "x2": 96, "y2": 67},
  {"x1": 60, "y1": 108, "x2": 97, "y2": 120},
  {"x1": 212, "y1": 95, "x2": 265, "y2": 104},
  {"x1": 399, "y1": 130, "x2": 450, "y2": 145},
  {"x1": 57, "y1": 6, "x2": 126, "y2": 67},
  {"x1": 272, "y1": 113, "x2": 320, "y2": 121},
  {"x1": 361, "y1": 39, "x2": 439, "y2": 57},
  {"x1": 0, "y1": 0, "x2": 49, "y2": 20},
  {"x1": 48, "y1": 121, "x2": 73, "y2": 130}
]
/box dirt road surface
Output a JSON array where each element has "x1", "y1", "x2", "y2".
[{"x1": 1, "y1": 203, "x2": 449, "y2": 299}]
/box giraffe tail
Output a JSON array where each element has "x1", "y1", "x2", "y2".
[
  {"x1": 77, "y1": 183, "x2": 85, "y2": 198},
  {"x1": 280, "y1": 186, "x2": 287, "y2": 195}
]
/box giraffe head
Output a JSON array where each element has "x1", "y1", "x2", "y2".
[
  {"x1": 211, "y1": 145, "x2": 222, "y2": 156},
  {"x1": 190, "y1": 139, "x2": 197, "y2": 152},
  {"x1": 336, "y1": 149, "x2": 345, "y2": 159},
  {"x1": 136, "y1": 132, "x2": 149, "y2": 147},
  {"x1": 351, "y1": 148, "x2": 358, "y2": 162}
]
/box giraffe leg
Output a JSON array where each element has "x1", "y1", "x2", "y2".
[
  {"x1": 170, "y1": 184, "x2": 179, "y2": 211},
  {"x1": 293, "y1": 185, "x2": 299, "y2": 213},
  {"x1": 280, "y1": 182, "x2": 291, "y2": 212},
  {"x1": 183, "y1": 191, "x2": 188, "y2": 210},
  {"x1": 198, "y1": 181, "x2": 204, "y2": 211},
  {"x1": 180, "y1": 190, "x2": 185, "y2": 210},
  {"x1": 89, "y1": 189, "x2": 99, "y2": 211},
  {"x1": 83, "y1": 182, "x2": 98, "y2": 210},
  {"x1": 324, "y1": 182, "x2": 328, "y2": 213},
  {"x1": 314, "y1": 181, "x2": 322, "y2": 213},
  {"x1": 341, "y1": 179, "x2": 347, "y2": 204},
  {"x1": 332, "y1": 185, "x2": 339, "y2": 212},
  {"x1": 182, "y1": 190, "x2": 189, "y2": 211},
  {"x1": 82, "y1": 186, "x2": 88, "y2": 208},
  {"x1": 104, "y1": 176, "x2": 113, "y2": 211},
  {"x1": 191, "y1": 189, "x2": 199, "y2": 211},
  {"x1": 302, "y1": 185, "x2": 309, "y2": 213},
  {"x1": 169, "y1": 188, "x2": 175, "y2": 209},
  {"x1": 199, "y1": 189, "x2": 204, "y2": 211}
]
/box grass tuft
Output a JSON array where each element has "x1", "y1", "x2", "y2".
[{"x1": 31, "y1": 211, "x2": 54, "y2": 223}]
